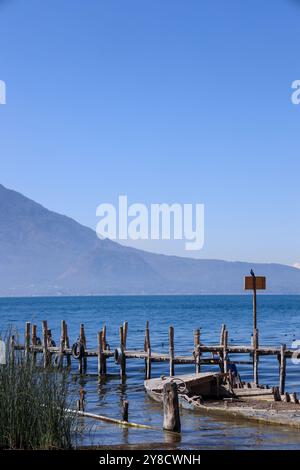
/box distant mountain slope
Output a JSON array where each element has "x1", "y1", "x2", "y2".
[{"x1": 0, "y1": 183, "x2": 299, "y2": 296}]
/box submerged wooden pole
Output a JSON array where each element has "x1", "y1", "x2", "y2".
[
  {"x1": 122, "y1": 400, "x2": 129, "y2": 422},
  {"x1": 279, "y1": 343, "x2": 286, "y2": 395},
  {"x1": 163, "y1": 382, "x2": 181, "y2": 433},
  {"x1": 194, "y1": 328, "x2": 201, "y2": 373},
  {"x1": 169, "y1": 326, "x2": 175, "y2": 377}
]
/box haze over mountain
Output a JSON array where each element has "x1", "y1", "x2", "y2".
[{"x1": 0, "y1": 183, "x2": 299, "y2": 296}]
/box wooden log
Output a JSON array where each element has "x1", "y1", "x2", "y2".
[
  {"x1": 169, "y1": 326, "x2": 175, "y2": 377},
  {"x1": 279, "y1": 343, "x2": 286, "y2": 395},
  {"x1": 119, "y1": 325, "x2": 126, "y2": 380},
  {"x1": 25, "y1": 322, "x2": 31, "y2": 360},
  {"x1": 223, "y1": 329, "x2": 228, "y2": 374},
  {"x1": 194, "y1": 329, "x2": 201, "y2": 373},
  {"x1": 42, "y1": 320, "x2": 49, "y2": 368},
  {"x1": 163, "y1": 382, "x2": 181, "y2": 433},
  {"x1": 102, "y1": 324, "x2": 107, "y2": 374},
  {"x1": 97, "y1": 331, "x2": 104, "y2": 376},
  {"x1": 122, "y1": 400, "x2": 129, "y2": 422},
  {"x1": 253, "y1": 328, "x2": 259, "y2": 385}
]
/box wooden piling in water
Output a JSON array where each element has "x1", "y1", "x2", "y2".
[
  {"x1": 102, "y1": 324, "x2": 107, "y2": 374},
  {"x1": 97, "y1": 330, "x2": 104, "y2": 376},
  {"x1": 194, "y1": 328, "x2": 201, "y2": 373},
  {"x1": 81, "y1": 323, "x2": 87, "y2": 373},
  {"x1": 219, "y1": 324, "x2": 225, "y2": 373},
  {"x1": 144, "y1": 322, "x2": 151, "y2": 379},
  {"x1": 63, "y1": 321, "x2": 71, "y2": 367},
  {"x1": 163, "y1": 381, "x2": 181, "y2": 433},
  {"x1": 169, "y1": 326, "x2": 175, "y2": 377},
  {"x1": 253, "y1": 328, "x2": 259, "y2": 385},
  {"x1": 123, "y1": 321, "x2": 128, "y2": 350},
  {"x1": 119, "y1": 325, "x2": 126, "y2": 379},
  {"x1": 122, "y1": 400, "x2": 129, "y2": 422},
  {"x1": 58, "y1": 320, "x2": 65, "y2": 369},
  {"x1": 223, "y1": 329, "x2": 228, "y2": 374},
  {"x1": 279, "y1": 343, "x2": 286, "y2": 395}
]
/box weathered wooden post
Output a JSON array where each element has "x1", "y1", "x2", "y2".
[
  {"x1": 144, "y1": 322, "x2": 151, "y2": 379},
  {"x1": 253, "y1": 328, "x2": 259, "y2": 385},
  {"x1": 62, "y1": 321, "x2": 71, "y2": 367},
  {"x1": 279, "y1": 343, "x2": 286, "y2": 395},
  {"x1": 102, "y1": 324, "x2": 107, "y2": 374},
  {"x1": 25, "y1": 322, "x2": 31, "y2": 361},
  {"x1": 219, "y1": 324, "x2": 225, "y2": 373},
  {"x1": 97, "y1": 330, "x2": 104, "y2": 376},
  {"x1": 123, "y1": 321, "x2": 128, "y2": 350},
  {"x1": 77, "y1": 324, "x2": 87, "y2": 374},
  {"x1": 42, "y1": 320, "x2": 49, "y2": 368},
  {"x1": 223, "y1": 329, "x2": 228, "y2": 374},
  {"x1": 169, "y1": 326, "x2": 175, "y2": 377},
  {"x1": 31, "y1": 324, "x2": 37, "y2": 365},
  {"x1": 119, "y1": 325, "x2": 126, "y2": 379},
  {"x1": 163, "y1": 382, "x2": 181, "y2": 433},
  {"x1": 122, "y1": 400, "x2": 129, "y2": 422},
  {"x1": 194, "y1": 328, "x2": 201, "y2": 373}
]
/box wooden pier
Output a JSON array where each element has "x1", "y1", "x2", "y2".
[{"x1": 12, "y1": 319, "x2": 297, "y2": 398}]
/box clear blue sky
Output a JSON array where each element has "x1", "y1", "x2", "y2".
[{"x1": 0, "y1": 0, "x2": 300, "y2": 265}]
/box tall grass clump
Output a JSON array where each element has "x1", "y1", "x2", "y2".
[{"x1": 0, "y1": 343, "x2": 77, "y2": 449}]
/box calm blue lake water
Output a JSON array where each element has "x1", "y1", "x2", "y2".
[{"x1": 1, "y1": 295, "x2": 300, "y2": 449}]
